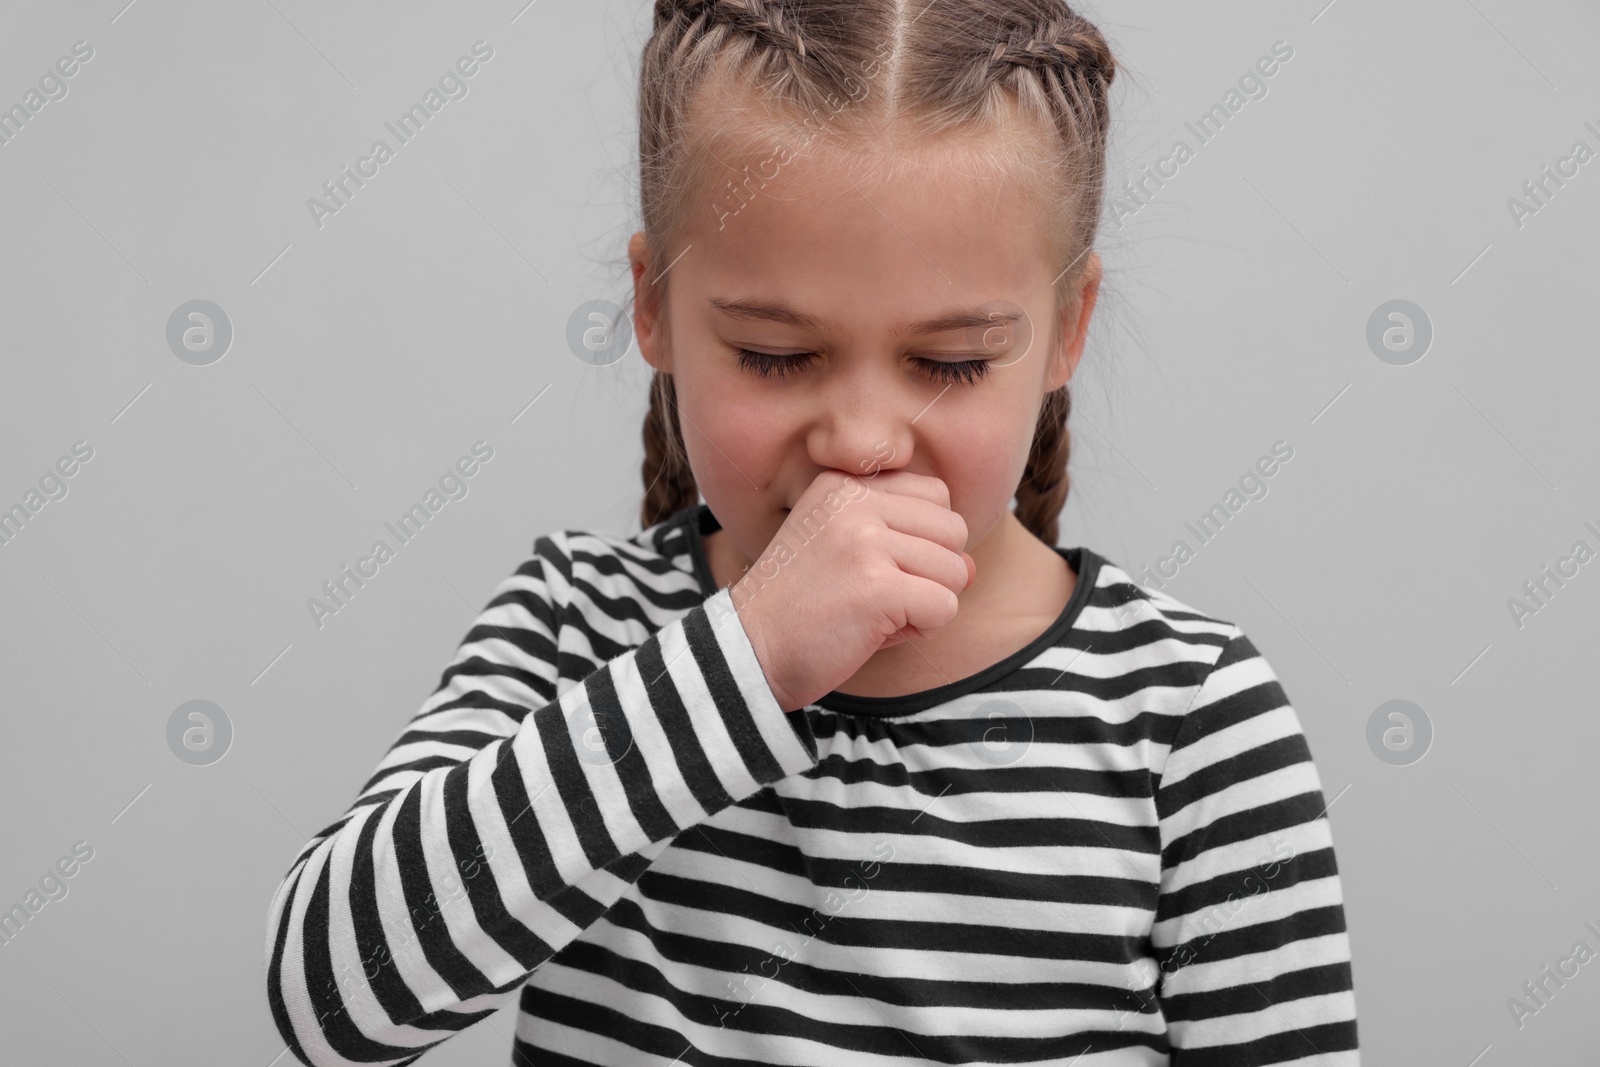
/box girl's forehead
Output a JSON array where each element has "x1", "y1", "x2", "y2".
[{"x1": 683, "y1": 145, "x2": 1061, "y2": 289}]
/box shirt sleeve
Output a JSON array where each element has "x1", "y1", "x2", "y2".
[
  {"x1": 1150, "y1": 627, "x2": 1360, "y2": 1066},
  {"x1": 262, "y1": 534, "x2": 818, "y2": 1067}
]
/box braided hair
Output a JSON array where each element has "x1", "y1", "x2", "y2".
[{"x1": 634, "y1": 0, "x2": 1115, "y2": 548}]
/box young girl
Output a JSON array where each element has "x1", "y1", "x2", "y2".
[{"x1": 265, "y1": 1, "x2": 1359, "y2": 1063}]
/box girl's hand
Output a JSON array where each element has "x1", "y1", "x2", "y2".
[{"x1": 731, "y1": 469, "x2": 976, "y2": 712}]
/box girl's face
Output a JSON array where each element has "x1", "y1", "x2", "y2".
[{"x1": 630, "y1": 134, "x2": 1100, "y2": 575}]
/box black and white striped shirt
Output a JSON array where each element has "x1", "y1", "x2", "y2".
[{"x1": 264, "y1": 501, "x2": 1359, "y2": 1065}]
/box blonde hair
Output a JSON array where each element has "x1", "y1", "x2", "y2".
[{"x1": 633, "y1": 0, "x2": 1116, "y2": 547}]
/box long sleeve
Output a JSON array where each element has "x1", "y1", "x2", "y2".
[
  {"x1": 1150, "y1": 627, "x2": 1359, "y2": 1065},
  {"x1": 263, "y1": 534, "x2": 819, "y2": 1067}
]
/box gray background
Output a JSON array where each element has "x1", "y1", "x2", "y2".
[{"x1": 1, "y1": 0, "x2": 1596, "y2": 1062}]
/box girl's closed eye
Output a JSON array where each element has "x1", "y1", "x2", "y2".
[{"x1": 733, "y1": 347, "x2": 993, "y2": 386}]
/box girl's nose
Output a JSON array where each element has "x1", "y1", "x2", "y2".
[{"x1": 805, "y1": 407, "x2": 912, "y2": 481}]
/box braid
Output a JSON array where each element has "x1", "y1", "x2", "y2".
[
  {"x1": 1013, "y1": 384, "x2": 1072, "y2": 547},
  {"x1": 654, "y1": 0, "x2": 811, "y2": 61},
  {"x1": 986, "y1": 23, "x2": 1115, "y2": 105},
  {"x1": 979, "y1": 11, "x2": 1109, "y2": 549},
  {"x1": 640, "y1": 369, "x2": 700, "y2": 531}
]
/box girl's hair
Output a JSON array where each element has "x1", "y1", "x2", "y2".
[{"x1": 635, "y1": 0, "x2": 1116, "y2": 548}]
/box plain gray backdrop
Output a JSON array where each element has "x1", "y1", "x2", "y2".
[{"x1": 2, "y1": 0, "x2": 1597, "y2": 1062}]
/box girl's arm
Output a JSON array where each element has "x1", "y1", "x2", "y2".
[
  {"x1": 1151, "y1": 628, "x2": 1360, "y2": 1065},
  {"x1": 263, "y1": 532, "x2": 817, "y2": 1067}
]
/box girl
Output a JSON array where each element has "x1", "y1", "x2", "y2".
[{"x1": 264, "y1": 1, "x2": 1359, "y2": 1063}]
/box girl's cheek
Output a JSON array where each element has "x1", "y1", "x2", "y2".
[{"x1": 719, "y1": 399, "x2": 790, "y2": 456}]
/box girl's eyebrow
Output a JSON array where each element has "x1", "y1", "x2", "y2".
[{"x1": 708, "y1": 296, "x2": 1022, "y2": 338}]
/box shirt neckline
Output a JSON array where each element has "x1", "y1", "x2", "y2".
[{"x1": 670, "y1": 501, "x2": 1101, "y2": 717}]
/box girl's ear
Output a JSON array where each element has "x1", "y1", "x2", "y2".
[
  {"x1": 629, "y1": 230, "x2": 670, "y2": 374},
  {"x1": 1046, "y1": 251, "x2": 1102, "y2": 392}
]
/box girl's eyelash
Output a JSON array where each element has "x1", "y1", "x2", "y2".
[{"x1": 734, "y1": 349, "x2": 992, "y2": 386}]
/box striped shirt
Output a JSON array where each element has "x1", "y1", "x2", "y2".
[{"x1": 264, "y1": 501, "x2": 1359, "y2": 1065}]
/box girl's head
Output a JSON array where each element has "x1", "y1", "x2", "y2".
[{"x1": 628, "y1": 0, "x2": 1115, "y2": 559}]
